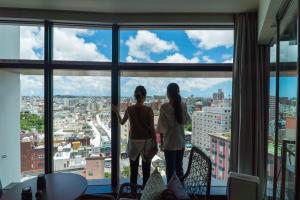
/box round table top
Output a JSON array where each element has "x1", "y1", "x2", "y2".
[{"x1": 1, "y1": 173, "x2": 87, "y2": 200}]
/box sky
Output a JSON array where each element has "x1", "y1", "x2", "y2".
[
  {"x1": 269, "y1": 77, "x2": 298, "y2": 98},
  {"x1": 18, "y1": 25, "x2": 236, "y2": 97}
]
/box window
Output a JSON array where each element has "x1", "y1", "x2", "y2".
[
  {"x1": 52, "y1": 70, "x2": 111, "y2": 180},
  {"x1": 0, "y1": 24, "x2": 44, "y2": 60},
  {"x1": 53, "y1": 26, "x2": 112, "y2": 62},
  {"x1": 0, "y1": 23, "x2": 234, "y2": 189},
  {"x1": 120, "y1": 71, "x2": 232, "y2": 186},
  {"x1": 0, "y1": 69, "x2": 44, "y2": 186},
  {"x1": 276, "y1": 9, "x2": 298, "y2": 198},
  {"x1": 120, "y1": 29, "x2": 233, "y2": 63},
  {"x1": 267, "y1": 43, "x2": 276, "y2": 196}
]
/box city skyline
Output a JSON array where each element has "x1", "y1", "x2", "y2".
[{"x1": 21, "y1": 75, "x2": 233, "y2": 98}]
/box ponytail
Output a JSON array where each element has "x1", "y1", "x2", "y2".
[{"x1": 167, "y1": 83, "x2": 183, "y2": 124}]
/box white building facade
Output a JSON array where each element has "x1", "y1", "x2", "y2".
[{"x1": 192, "y1": 105, "x2": 231, "y2": 154}]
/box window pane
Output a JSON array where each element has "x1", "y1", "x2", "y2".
[
  {"x1": 276, "y1": 7, "x2": 298, "y2": 198},
  {"x1": 53, "y1": 26, "x2": 112, "y2": 62},
  {"x1": 267, "y1": 62, "x2": 276, "y2": 196},
  {"x1": 0, "y1": 24, "x2": 44, "y2": 60},
  {"x1": 53, "y1": 70, "x2": 111, "y2": 183},
  {"x1": 120, "y1": 29, "x2": 234, "y2": 63},
  {"x1": 0, "y1": 69, "x2": 44, "y2": 187},
  {"x1": 120, "y1": 71, "x2": 232, "y2": 186}
]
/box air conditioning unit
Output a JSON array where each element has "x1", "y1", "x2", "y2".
[{"x1": 227, "y1": 172, "x2": 260, "y2": 200}]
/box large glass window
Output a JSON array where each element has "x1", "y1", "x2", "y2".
[
  {"x1": 0, "y1": 24, "x2": 44, "y2": 60},
  {"x1": 276, "y1": 7, "x2": 298, "y2": 199},
  {"x1": 0, "y1": 23, "x2": 235, "y2": 189},
  {"x1": 120, "y1": 71, "x2": 232, "y2": 186},
  {"x1": 0, "y1": 69, "x2": 44, "y2": 187},
  {"x1": 53, "y1": 26, "x2": 112, "y2": 62},
  {"x1": 267, "y1": 43, "x2": 276, "y2": 196},
  {"x1": 120, "y1": 29, "x2": 234, "y2": 63},
  {"x1": 52, "y1": 70, "x2": 111, "y2": 181}
]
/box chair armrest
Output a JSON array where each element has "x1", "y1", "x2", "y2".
[
  {"x1": 160, "y1": 189, "x2": 179, "y2": 200},
  {"x1": 117, "y1": 183, "x2": 143, "y2": 199},
  {"x1": 81, "y1": 194, "x2": 116, "y2": 200}
]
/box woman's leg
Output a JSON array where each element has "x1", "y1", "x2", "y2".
[
  {"x1": 175, "y1": 149, "x2": 185, "y2": 179},
  {"x1": 130, "y1": 155, "x2": 140, "y2": 184},
  {"x1": 164, "y1": 150, "x2": 176, "y2": 183},
  {"x1": 142, "y1": 159, "x2": 151, "y2": 186}
]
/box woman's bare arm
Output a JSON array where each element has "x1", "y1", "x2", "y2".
[
  {"x1": 149, "y1": 108, "x2": 157, "y2": 143},
  {"x1": 112, "y1": 104, "x2": 129, "y2": 125}
]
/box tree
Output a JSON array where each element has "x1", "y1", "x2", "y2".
[
  {"x1": 122, "y1": 166, "x2": 130, "y2": 178},
  {"x1": 185, "y1": 122, "x2": 192, "y2": 132},
  {"x1": 20, "y1": 112, "x2": 44, "y2": 133}
]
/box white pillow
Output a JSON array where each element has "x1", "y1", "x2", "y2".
[
  {"x1": 167, "y1": 173, "x2": 190, "y2": 199},
  {"x1": 140, "y1": 168, "x2": 166, "y2": 200}
]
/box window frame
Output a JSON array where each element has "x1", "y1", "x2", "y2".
[{"x1": 0, "y1": 20, "x2": 234, "y2": 188}]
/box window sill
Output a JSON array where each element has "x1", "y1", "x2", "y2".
[{"x1": 85, "y1": 178, "x2": 228, "y2": 197}]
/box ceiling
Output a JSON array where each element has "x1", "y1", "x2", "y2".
[{"x1": 0, "y1": 0, "x2": 258, "y2": 13}]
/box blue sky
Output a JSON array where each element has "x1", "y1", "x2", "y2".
[
  {"x1": 21, "y1": 27, "x2": 236, "y2": 97},
  {"x1": 270, "y1": 77, "x2": 297, "y2": 98},
  {"x1": 19, "y1": 27, "x2": 298, "y2": 98}
]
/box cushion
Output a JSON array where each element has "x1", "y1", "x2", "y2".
[
  {"x1": 167, "y1": 173, "x2": 189, "y2": 200},
  {"x1": 161, "y1": 189, "x2": 179, "y2": 200},
  {"x1": 140, "y1": 168, "x2": 166, "y2": 200}
]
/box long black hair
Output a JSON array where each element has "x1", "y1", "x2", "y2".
[
  {"x1": 134, "y1": 85, "x2": 147, "y2": 101},
  {"x1": 167, "y1": 83, "x2": 183, "y2": 124}
]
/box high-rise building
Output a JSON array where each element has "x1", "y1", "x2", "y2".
[
  {"x1": 209, "y1": 132, "x2": 230, "y2": 180},
  {"x1": 213, "y1": 89, "x2": 225, "y2": 100},
  {"x1": 269, "y1": 96, "x2": 276, "y2": 121},
  {"x1": 192, "y1": 106, "x2": 231, "y2": 154}
]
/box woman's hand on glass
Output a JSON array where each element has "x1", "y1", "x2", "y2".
[{"x1": 111, "y1": 104, "x2": 118, "y2": 113}]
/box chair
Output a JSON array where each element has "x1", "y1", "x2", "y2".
[
  {"x1": 117, "y1": 183, "x2": 178, "y2": 200},
  {"x1": 117, "y1": 147, "x2": 212, "y2": 200},
  {"x1": 117, "y1": 183, "x2": 143, "y2": 199},
  {"x1": 180, "y1": 147, "x2": 212, "y2": 200},
  {"x1": 81, "y1": 194, "x2": 116, "y2": 200}
]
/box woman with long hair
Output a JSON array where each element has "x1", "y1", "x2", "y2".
[
  {"x1": 157, "y1": 83, "x2": 191, "y2": 182},
  {"x1": 112, "y1": 85, "x2": 157, "y2": 186}
]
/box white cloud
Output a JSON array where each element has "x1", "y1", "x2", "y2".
[
  {"x1": 222, "y1": 54, "x2": 233, "y2": 63},
  {"x1": 53, "y1": 28, "x2": 110, "y2": 61},
  {"x1": 193, "y1": 50, "x2": 203, "y2": 57},
  {"x1": 20, "y1": 75, "x2": 44, "y2": 96},
  {"x1": 20, "y1": 26, "x2": 44, "y2": 60},
  {"x1": 202, "y1": 55, "x2": 215, "y2": 63},
  {"x1": 158, "y1": 53, "x2": 199, "y2": 63},
  {"x1": 53, "y1": 76, "x2": 111, "y2": 96},
  {"x1": 280, "y1": 41, "x2": 297, "y2": 62},
  {"x1": 20, "y1": 75, "x2": 111, "y2": 96},
  {"x1": 126, "y1": 56, "x2": 140, "y2": 63},
  {"x1": 223, "y1": 58, "x2": 233, "y2": 63},
  {"x1": 185, "y1": 30, "x2": 234, "y2": 50},
  {"x1": 121, "y1": 77, "x2": 231, "y2": 96},
  {"x1": 125, "y1": 30, "x2": 178, "y2": 62},
  {"x1": 20, "y1": 26, "x2": 110, "y2": 61}
]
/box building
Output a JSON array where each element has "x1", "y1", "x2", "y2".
[
  {"x1": 269, "y1": 96, "x2": 276, "y2": 121},
  {"x1": 213, "y1": 89, "x2": 225, "y2": 100},
  {"x1": 209, "y1": 132, "x2": 231, "y2": 180},
  {"x1": 192, "y1": 106, "x2": 231, "y2": 154},
  {"x1": 82, "y1": 156, "x2": 105, "y2": 179},
  {"x1": 20, "y1": 141, "x2": 44, "y2": 174}
]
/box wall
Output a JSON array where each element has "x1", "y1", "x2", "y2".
[
  {"x1": 258, "y1": 0, "x2": 292, "y2": 44},
  {"x1": 0, "y1": 70, "x2": 21, "y2": 187},
  {"x1": 0, "y1": 8, "x2": 233, "y2": 25},
  {"x1": 0, "y1": 25, "x2": 21, "y2": 187}
]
